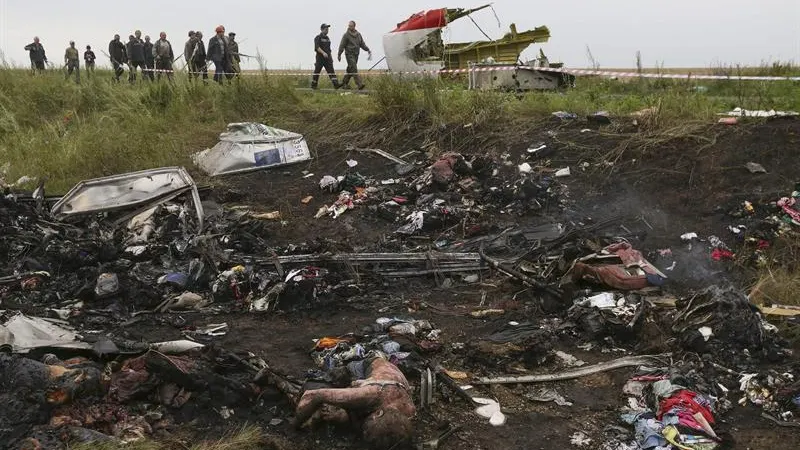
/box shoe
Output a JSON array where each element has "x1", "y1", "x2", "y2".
[{"x1": 357, "y1": 84, "x2": 366, "y2": 90}]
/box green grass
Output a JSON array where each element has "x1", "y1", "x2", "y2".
[{"x1": 0, "y1": 67, "x2": 799, "y2": 193}]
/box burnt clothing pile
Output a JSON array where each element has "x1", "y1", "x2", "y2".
[
  {"x1": 621, "y1": 373, "x2": 726, "y2": 450},
  {"x1": 304, "y1": 317, "x2": 441, "y2": 387},
  {"x1": 0, "y1": 347, "x2": 265, "y2": 449}
]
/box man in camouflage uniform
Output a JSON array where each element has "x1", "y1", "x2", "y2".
[
  {"x1": 64, "y1": 41, "x2": 80, "y2": 83},
  {"x1": 153, "y1": 31, "x2": 174, "y2": 82},
  {"x1": 337, "y1": 20, "x2": 371, "y2": 90},
  {"x1": 225, "y1": 32, "x2": 240, "y2": 80}
]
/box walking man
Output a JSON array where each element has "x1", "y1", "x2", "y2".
[
  {"x1": 126, "y1": 34, "x2": 146, "y2": 83},
  {"x1": 189, "y1": 31, "x2": 208, "y2": 83},
  {"x1": 338, "y1": 21, "x2": 372, "y2": 90},
  {"x1": 64, "y1": 41, "x2": 80, "y2": 83},
  {"x1": 84, "y1": 45, "x2": 96, "y2": 77},
  {"x1": 226, "y1": 32, "x2": 240, "y2": 80},
  {"x1": 154, "y1": 32, "x2": 174, "y2": 81},
  {"x1": 108, "y1": 34, "x2": 127, "y2": 82},
  {"x1": 143, "y1": 35, "x2": 155, "y2": 81},
  {"x1": 311, "y1": 24, "x2": 340, "y2": 90},
  {"x1": 24, "y1": 37, "x2": 48, "y2": 74},
  {"x1": 208, "y1": 26, "x2": 228, "y2": 84}
]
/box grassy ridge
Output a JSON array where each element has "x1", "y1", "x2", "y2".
[{"x1": 0, "y1": 68, "x2": 799, "y2": 192}]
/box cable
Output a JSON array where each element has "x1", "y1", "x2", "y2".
[{"x1": 467, "y1": 15, "x2": 493, "y2": 41}]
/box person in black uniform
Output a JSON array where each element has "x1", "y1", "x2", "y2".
[
  {"x1": 84, "y1": 45, "x2": 96, "y2": 77},
  {"x1": 126, "y1": 34, "x2": 146, "y2": 83},
  {"x1": 310, "y1": 23, "x2": 340, "y2": 90}
]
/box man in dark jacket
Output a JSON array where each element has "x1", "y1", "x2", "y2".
[
  {"x1": 108, "y1": 34, "x2": 127, "y2": 82},
  {"x1": 84, "y1": 45, "x2": 96, "y2": 77},
  {"x1": 311, "y1": 24, "x2": 340, "y2": 90},
  {"x1": 64, "y1": 41, "x2": 80, "y2": 83},
  {"x1": 338, "y1": 21, "x2": 372, "y2": 90},
  {"x1": 143, "y1": 35, "x2": 155, "y2": 81},
  {"x1": 24, "y1": 37, "x2": 48, "y2": 74},
  {"x1": 189, "y1": 31, "x2": 208, "y2": 83},
  {"x1": 153, "y1": 32, "x2": 174, "y2": 81},
  {"x1": 126, "y1": 34, "x2": 146, "y2": 83},
  {"x1": 208, "y1": 25, "x2": 229, "y2": 84}
]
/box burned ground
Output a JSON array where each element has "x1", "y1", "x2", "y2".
[{"x1": 2, "y1": 116, "x2": 800, "y2": 450}]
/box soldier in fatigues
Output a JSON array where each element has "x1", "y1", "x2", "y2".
[
  {"x1": 184, "y1": 31, "x2": 196, "y2": 71},
  {"x1": 189, "y1": 31, "x2": 209, "y2": 83},
  {"x1": 311, "y1": 24, "x2": 340, "y2": 90},
  {"x1": 226, "y1": 32, "x2": 240, "y2": 80},
  {"x1": 154, "y1": 32, "x2": 174, "y2": 81},
  {"x1": 64, "y1": 41, "x2": 80, "y2": 83},
  {"x1": 337, "y1": 20, "x2": 372, "y2": 90}
]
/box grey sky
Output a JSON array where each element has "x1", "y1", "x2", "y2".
[{"x1": 1, "y1": 0, "x2": 798, "y2": 70}]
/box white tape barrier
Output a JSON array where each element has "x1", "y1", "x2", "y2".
[{"x1": 133, "y1": 65, "x2": 800, "y2": 82}]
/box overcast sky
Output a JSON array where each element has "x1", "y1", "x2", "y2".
[{"x1": 1, "y1": 0, "x2": 798, "y2": 70}]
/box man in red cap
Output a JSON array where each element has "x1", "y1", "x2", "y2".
[{"x1": 208, "y1": 25, "x2": 229, "y2": 84}]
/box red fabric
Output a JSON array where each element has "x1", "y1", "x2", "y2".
[
  {"x1": 392, "y1": 9, "x2": 447, "y2": 32},
  {"x1": 571, "y1": 262, "x2": 650, "y2": 290},
  {"x1": 657, "y1": 390, "x2": 715, "y2": 424},
  {"x1": 711, "y1": 248, "x2": 735, "y2": 261}
]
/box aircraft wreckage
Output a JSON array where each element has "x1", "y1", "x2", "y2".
[{"x1": 382, "y1": 4, "x2": 575, "y2": 91}]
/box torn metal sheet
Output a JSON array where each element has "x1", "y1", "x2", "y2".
[
  {"x1": 192, "y1": 122, "x2": 312, "y2": 177},
  {"x1": 50, "y1": 167, "x2": 204, "y2": 230},
  {"x1": 473, "y1": 353, "x2": 671, "y2": 385},
  {"x1": 354, "y1": 148, "x2": 409, "y2": 165},
  {"x1": 0, "y1": 312, "x2": 91, "y2": 353},
  {"x1": 383, "y1": 5, "x2": 550, "y2": 73}
]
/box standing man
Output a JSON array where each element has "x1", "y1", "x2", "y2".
[
  {"x1": 184, "y1": 31, "x2": 196, "y2": 72},
  {"x1": 338, "y1": 21, "x2": 372, "y2": 90},
  {"x1": 226, "y1": 32, "x2": 240, "y2": 80},
  {"x1": 126, "y1": 34, "x2": 146, "y2": 83},
  {"x1": 143, "y1": 35, "x2": 155, "y2": 81},
  {"x1": 311, "y1": 24, "x2": 340, "y2": 90},
  {"x1": 153, "y1": 32, "x2": 174, "y2": 81},
  {"x1": 108, "y1": 34, "x2": 127, "y2": 82},
  {"x1": 189, "y1": 31, "x2": 209, "y2": 83},
  {"x1": 64, "y1": 41, "x2": 80, "y2": 83},
  {"x1": 208, "y1": 26, "x2": 228, "y2": 84},
  {"x1": 84, "y1": 45, "x2": 96, "y2": 77},
  {"x1": 24, "y1": 37, "x2": 48, "y2": 74}
]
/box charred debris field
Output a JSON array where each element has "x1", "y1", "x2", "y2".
[{"x1": 1, "y1": 74, "x2": 800, "y2": 450}]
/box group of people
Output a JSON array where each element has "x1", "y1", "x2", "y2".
[
  {"x1": 23, "y1": 20, "x2": 372, "y2": 89},
  {"x1": 23, "y1": 26, "x2": 242, "y2": 84}
]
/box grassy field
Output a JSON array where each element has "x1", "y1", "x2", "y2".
[{"x1": 1, "y1": 66, "x2": 798, "y2": 193}]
